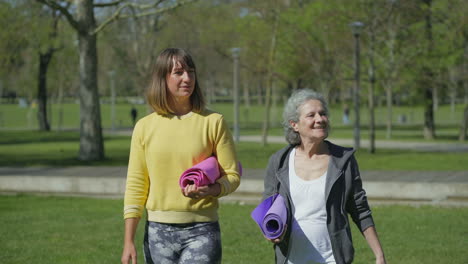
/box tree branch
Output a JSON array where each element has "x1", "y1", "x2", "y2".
[
  {"x1": 35, "y1": 0, "x2": 80, "y2": 31},
  {"x1": 94, "y1": 1, "x2": 123, "y2": 8},
  {"x1": 93, "y1": 0, "x2": 196, "y2": 35}
]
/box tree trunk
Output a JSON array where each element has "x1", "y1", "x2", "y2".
[
  {"x1": 295, "y1": 78, "x2": 303, "y2": 91},
  {"x1": 37, "y1": 50, "x2": 53, "y2": 131},
  {"x1": 352, "y1": 33, "x2": 362, "y2": 150},
  {"x1": 257, "y1": 78, "x2": 263, "y2": 105},
  {"x1": 423, "y1": 0, "x2": 436, "y2": 139},
  {"x1": 423, "y1": 82, "x2": 436, "y2": 139},
  {"x1": 261, "y1": 7, "x2": 279, "y2": 146},
  {"x1": 433, "y1": 86, "x2": 438, "y2": 112},
  {"x1": 57, "y1": 74, "x2": 64, "y2": 131},
  {"x1": 0, "y1": 81, "x2": 3, "y2": 127},
  {"x1": 385, "y1": 13, "x2": 398, "y2": 139},
  {"x1": 459, "y1": 105, "x2": 468, "y2": 141},
  {"x1": 448, "y1": 67, "x2": 457, "y2": 119},
  {"x1": 368, "y1": 30, "x2": 376, "y2": 154},
  {"x1": 243, "y1": 75, "x2": 250, "y2": 108},
  {"x1": 77, "y1": 0, "x2": 104, "y2": 161},
  {"x1": 385, "y1": 85, "x2": 393, "y2": 139},
  {"x1": 460, "y1": 32, "x2": 468, "y2": 141},
  {"x1": 205, "y1": 79, "x2": 211, "y2": 105}
]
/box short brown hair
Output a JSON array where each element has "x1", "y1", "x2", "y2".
[{"x1": 146, "y1": 48, "x2": 205, "y2": 116}]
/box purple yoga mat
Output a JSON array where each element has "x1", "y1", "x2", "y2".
[
  {"x1": 251, "y1": 194, "x2": 287, "y2": 239},
  {"x1": 179, "y1": 156, "x2": 220, "y2": 188}
]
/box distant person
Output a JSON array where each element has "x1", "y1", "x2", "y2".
[
  {"x1": 121, "y1": 48, "x2": 241, "y2": 264},
  {"x1": 130, "y1": 106, "x2": 138, "y2": 127},
  {"x1": 261, "y1": 89, "x2": 386, "y2": 264},
  {"x1": 343, "y1": 103, "x2": 350, "y2": 125}
]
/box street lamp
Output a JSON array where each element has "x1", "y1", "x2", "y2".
[
  {"x1": 350, "y1": 21, "x2": 364, "y2": 150},
  {"x1": 231, "y1": 47, "x2": 241, "y2": 143}
]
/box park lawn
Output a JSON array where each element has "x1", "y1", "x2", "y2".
[
  {"x1": 1, "y1": 102, "x2": 465, "y2": 141},
  {"x1": 0, "y1": 103, "x2": 148, "y2": 130},
  {"x1": 0, "y1": 195, "x2": 466, "y2": 264},
  {"x1": 0, "y1": 131, "x2": 131, "y2": 166},
  {"x1": 1, "y1": 131, "x2": 468, "y2": 170},
  {"x1": 240, "y1": 124, "x2": 462, "y2": 143},
  {"x1": 236, "y1": 141, "x2": 468, "y2": 171}
]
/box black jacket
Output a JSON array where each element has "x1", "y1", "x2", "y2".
[{"x1": 263, "y1": 141, "x2": 375, "y2": 264}]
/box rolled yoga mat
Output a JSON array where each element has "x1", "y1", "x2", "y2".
[
  {"x1": 179, "y1": 156, "x2": 220, "y2": 188},
  {"x1": 251, "y1": 193, "x2": 288, "y2": 239}
]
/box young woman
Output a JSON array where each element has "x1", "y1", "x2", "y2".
[{"x1": 121, "y1": 48, "x2": 241, "y2": 264}]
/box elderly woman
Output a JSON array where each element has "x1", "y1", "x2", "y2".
[{"x1": 263, "y1": 89, "x2": 386, "y2": 264}]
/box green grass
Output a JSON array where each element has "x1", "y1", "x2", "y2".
[
  {"x1": 208, "y1": 102, "x2": 465, "y2": 127},
  {"x1": 1, "y1": 101, "x2": 466, "y2": 145},
  {"x1": 1, "y1": 101, "x2": 465, "y2": 129},
  {"x1": 1, "y1": 131, "x2": 468, "y2": 170},
  {"x1": 0, "y1": 195, "x2": 466, "y2": 264},
  {"x1": 0, "y1": 131, "x2": 131, "y2": 166},
  {"x1": 236, "y1": 141, "x2": 468, "y2": 171},
  {"x1": 0, "y1": 103, "x2": 149, "y2": 130}
]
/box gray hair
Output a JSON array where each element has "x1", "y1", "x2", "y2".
[{"x1": 282, "y1": 89, "x2": 329, "y2": 145}]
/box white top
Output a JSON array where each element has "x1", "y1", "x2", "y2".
[{"x1": 287, "y1": 148, "x2": 336, "y2": 264}]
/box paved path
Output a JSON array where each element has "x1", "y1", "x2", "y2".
[
  {"x1": 1, "y1": 131, "x2": 467, "y2": 205},
  {"x1": 0, "y1": 166, "x2": 467, "y2": 206}
]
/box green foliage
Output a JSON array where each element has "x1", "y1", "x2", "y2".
[
  {"x1": 0, "y1": 1, "x2": 30, "y2": 79},
  {"x1": 2, "y1": 0, "x2": 468, "y2": 145}
]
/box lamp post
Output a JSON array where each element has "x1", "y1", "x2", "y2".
[
  {"x1": 231, "y1": 48, "x2": 240, "y2": 143},
  {"x1": 350, "y1": 21, "x2": 364, "y2": 150}
]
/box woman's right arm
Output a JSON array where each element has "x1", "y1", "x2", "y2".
[
  {"x1": 122, "y1": 121, "x2": 149, "y2": 264},
  {"x1": 263, "y1": 153, "x2": 287, "y2": 244},
  {"x1": 121, "y1": 218, "x2": 140, "y2": 264}
]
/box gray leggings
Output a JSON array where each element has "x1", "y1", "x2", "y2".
[{"x1": 143, "y1": 221, "x2": 222, "y2": 264}]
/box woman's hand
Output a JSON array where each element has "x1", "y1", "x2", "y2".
[
  {"x1": 182, "y1": 183, "x2": 221, "y2": 198},
  {"x1": 265, "y1": 224, "x2": 287, "y2": 244},
  {"x1": 363, "y1": 226, "x2": 386, "y2": 264},
  {"x1": 121, "y1": 241, "x2": 137, "y2": 264},
  {"x1": 376, "y1": 256, "x2": 387, "y2": 264},
  {"x1": 122, "y1": 218, "x2": 139, "y2": 264}
]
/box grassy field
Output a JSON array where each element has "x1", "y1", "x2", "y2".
[
  {"x1": 0, "y1": 195, "x2": 466, "y2": 264},
  {"x1": 0, "y1": 103, "x2": 463, "y2": 132},
  {"x1": 1, "y1": 130, "x2": 468, "y2": 170}
]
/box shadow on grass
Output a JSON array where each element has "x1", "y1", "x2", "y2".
[
  {"x1": 0, "y1": 131, "x2": 131, "y2": 145},
  {"x1": 0, "y1": 131, "x2": 80, "y2": 145},
  {"x1": 0, "y1": 131, "x2": 131, "y2": 167},
  {"x1": 0, "y1": 153, "x2": 130, "y2": 167}
]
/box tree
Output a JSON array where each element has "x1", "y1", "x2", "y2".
[
  {"x1": 261, "y1": 3, "x2": 280, "y2": 146},
  {"x1": 35, "y1": 0, "x2": 196, "y2": 161},
  {"x1": 36, "y1": 5, "x2": 65, "y2": 131},
  {"x1": 421, "y1": 0, "x2": 436, "y2": 139},
  {"x1": 0, "y1": 1, "x2": 30, "y2": 101}
]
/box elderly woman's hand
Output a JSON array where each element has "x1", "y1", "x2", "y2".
[
  {"x1": 265, "y1": 224, "x2": 287, "y2": 244},
  {"x1": 376, "y1": 256, "x2": 387, "y2": 264}
]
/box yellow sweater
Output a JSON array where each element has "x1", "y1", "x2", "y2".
[{"x1": 123, "y1": 110, "x2": 241, "y2": 223}]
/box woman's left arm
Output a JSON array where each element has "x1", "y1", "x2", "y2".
[
  {"x1": 183, "y1": 116, "x2": 239, "y2": 199},
  {"x1": 212, "y1": 116, "x2": 241, "y2": 197},
  {"x1": 346, "y1": 155, "x2": 386, "y2": 263},
  {"x1": 363, "y1": 226, "x2": 386, "y2": 264}
]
